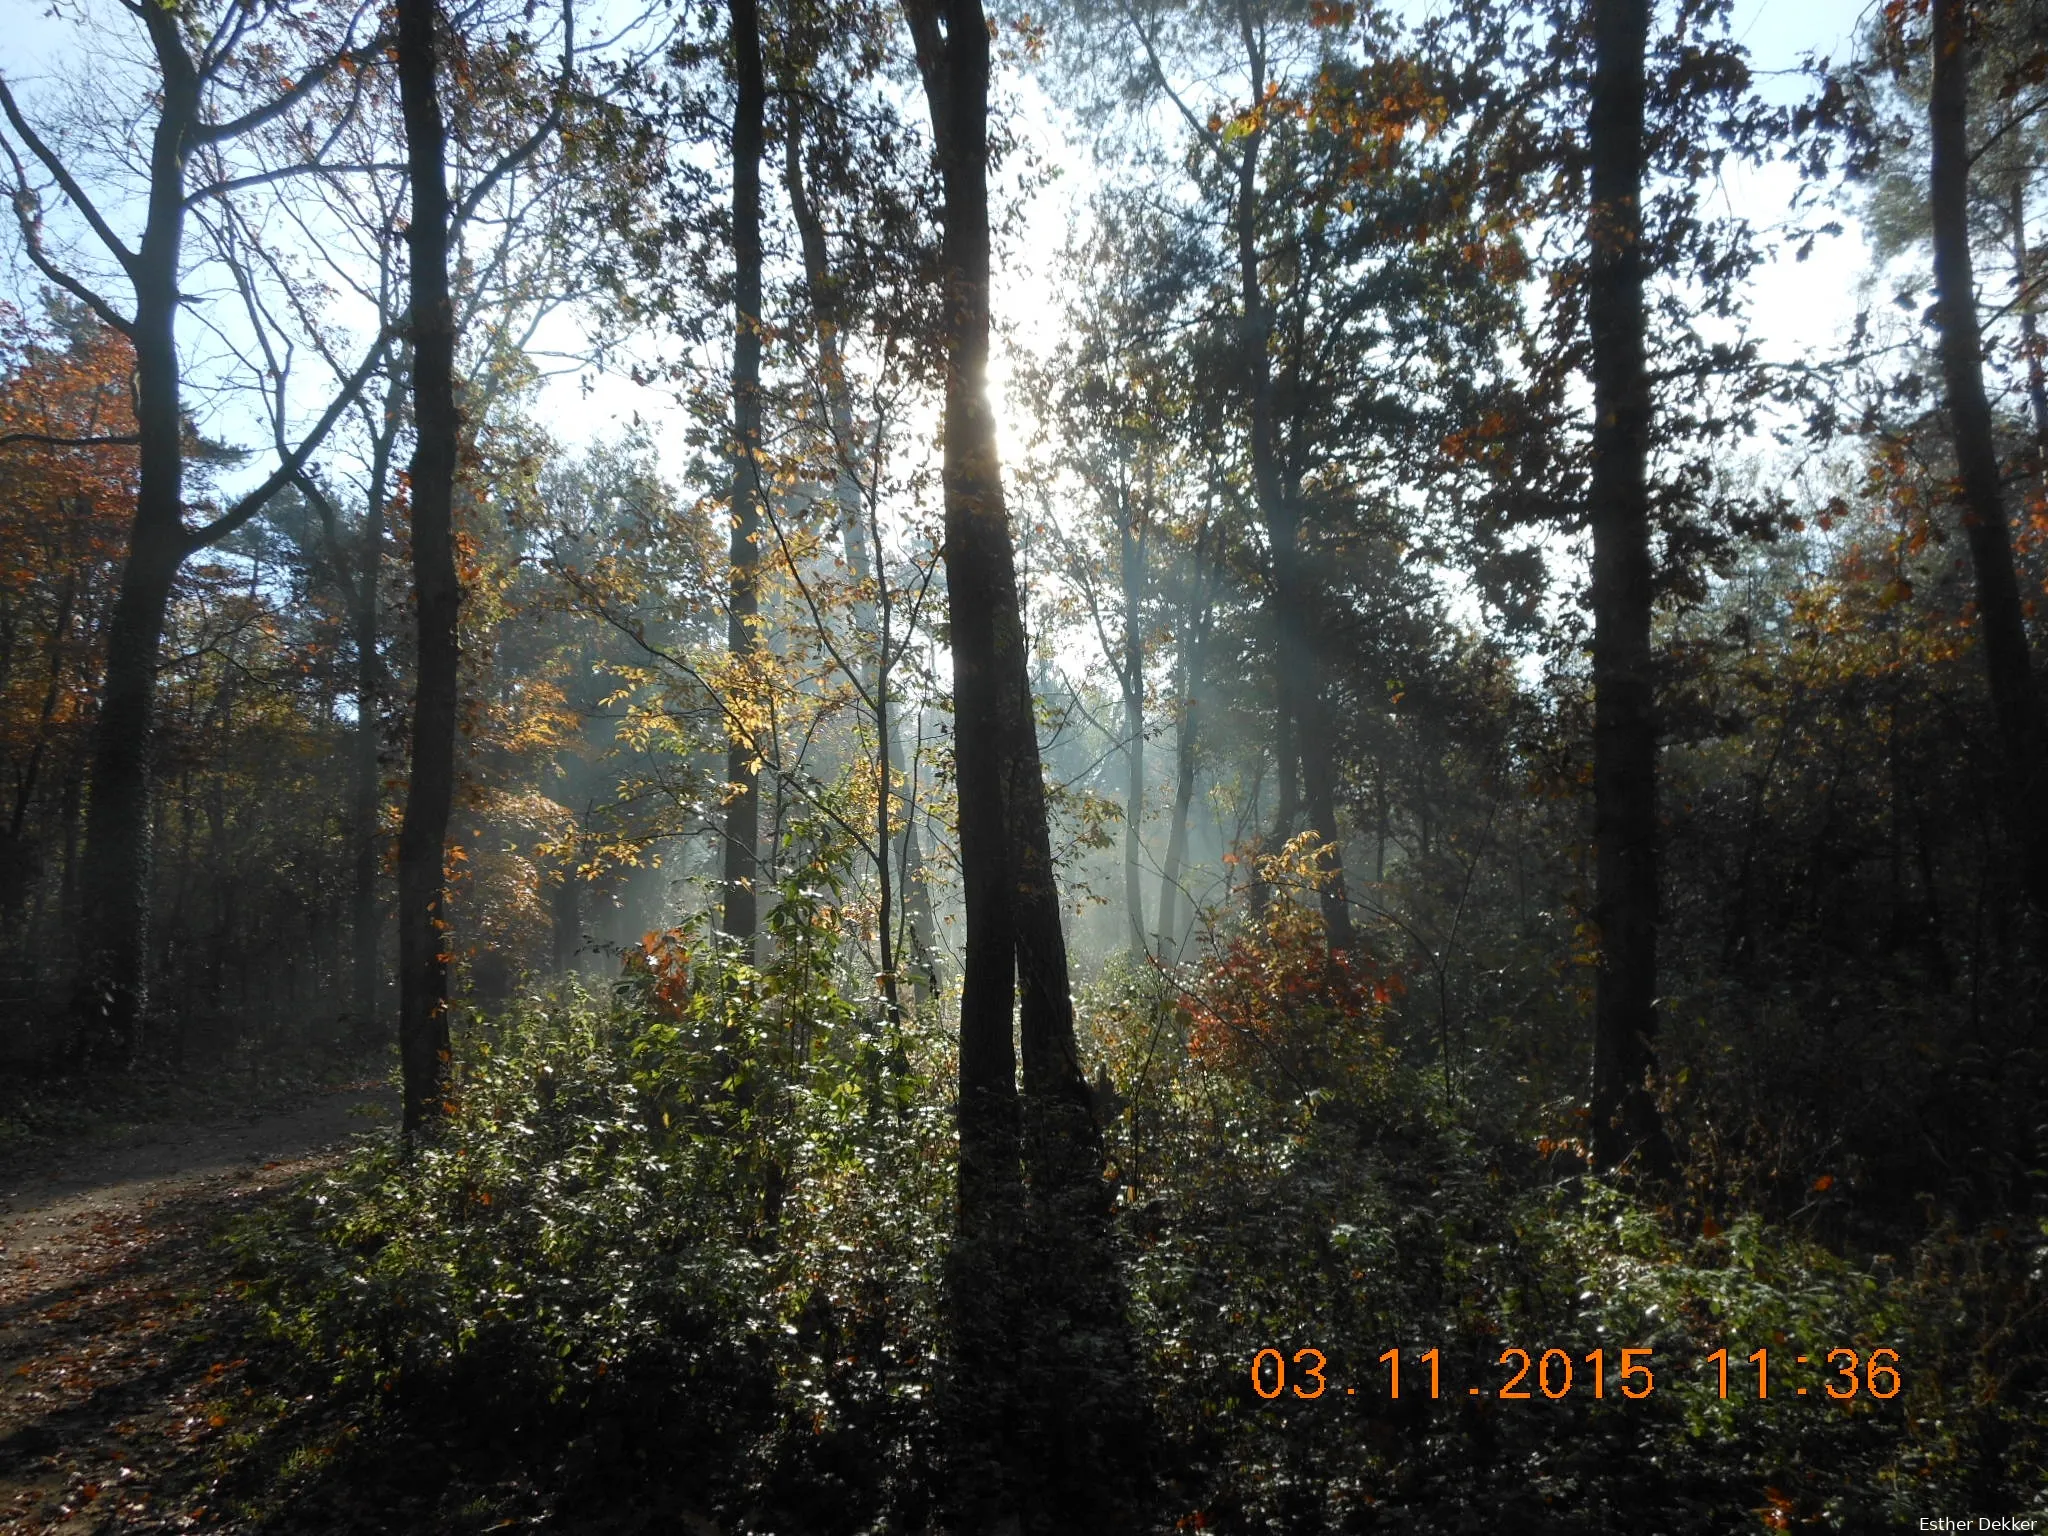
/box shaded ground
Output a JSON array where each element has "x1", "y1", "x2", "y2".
[
  {"x1": 0, "y1": 1088, "x2": 725, "y2": 1535},
  {"x1": 0, "y1": 1087, "x2": 390, "y2": 1534}
]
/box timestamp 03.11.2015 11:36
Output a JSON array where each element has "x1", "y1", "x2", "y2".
[{"x1": 1250, "y1": 1345, "x2": 1904, "y2": 1404}]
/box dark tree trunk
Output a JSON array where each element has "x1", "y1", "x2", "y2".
[
  {"x1": 899, "y1": 783, "x2": 940, "y2": 1000},
  {"x1": 907, "y1": 1, "x2": 1144, "y2": 1527},
  {"x1": 1156, "y1": 690, "x2": 1198, "y2": 963},
  {"x1": 2006, "y1": 179, "x2": 2048, "y2": 448},
  {"x1": 1230, "y1": 19, "x2": 1351, "y2": 952},
  {"x1": 53, "y1": 9, "x2": 380, "y2": 1066},
  {"x1": 1932, "y1": 0, "x2": 2048, "y2": 921},
  {"x1": 1119, "y1": 492, "x2": 1147, "y2": 959},
  {"x1": 1586, "y1": 0, "x2": 1671, "y2": 1176},
  {"x1": 721, "y1": 0, "x2": 765, "y2": 945},
  {"x1": 351, "y1": 365, "x2": 404, "y2": 1042},
  {"x1": 550, "y1": 850, "x2": 580, "y2": 973},
  {"x1": 2, "y1": 569, "x2": 77, "y2": 930},
  {"x1": 395, "y1": 0, "x2": 461, "y2": 1137},
  {"x1": 1156, "y1": 553, "x2": 1213, "y2": 963},
  {"x1": 1297, "y1": 680, "x2": 1352, "y2": 947},
  {"x1": 71, "y1": 16, "x2": 197, "y2": 1064},
  {"x1": 905, "y1": 8, "x2": 1025, "y2": 1518}
]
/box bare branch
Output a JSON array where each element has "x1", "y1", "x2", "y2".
[
  {"x1": 182, "y1": 325, "x2": 394, "y2": 551},
  {"x1": 185, "y1": 161, "x2": 405, "y2": 206},
  {"x1": 0, "y1": 74, "x2": 141, "y2": 277},
  {"x1": 0, "y1": 431, "x2": 140, "y2": 451},
  {"x1": 453, "y1": 0, "x2": 575, "y2": 231},
  {"x1": 193, "y1": 37, "x2": 376, "y2": 146}
]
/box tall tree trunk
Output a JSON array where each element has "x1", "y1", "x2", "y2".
[
  {"x1": 71, "y1": 17, "x2": 197, "y2": 1064},
  {"x1": 1156, "y1": 690, "x2": 1198, "y2": 963},
  {"x1": 907, "y1": 2, "x2": 1144, "y2": 1527},
  {"x1": 1156, "y1": 549, "x2": 1213, "y2": 962},
  {"x1": 351, "y1": 364, "x2": 405, "y2": 1042},
  {"x1": 1298, "y1": 680, "x2": 1352, "y2": 946},
  {"x1": 1931, "y1": 0, "x2": 2048, "y2": 922},
  {"x1": 550, "y1": 847, "x2": 581, "y2": 973},
  {"x1": 2, "y1": 570, "x2": 77, "y2": 930},
  {"x1": 1119, "y1": 491, "x2": 1147, "y2": 959},
  {"x1": 782, "y1": 94, "x2": 934, "y2": 1015},
  {"x1": 721, "y1": 0, "x2": 765, "y2": 945},
  {"x1": 905, "y1": 7, "x2": 1025, "y2": 1518},
  {"x1": 782, "y1": 91, "x2": 941, "y2": 1009},
  {"x1": 1586, "y1": 0, "x2": 1670, "y2": 1176},
  {"x1": 899, "y1": 776, "x2": 940, "y2": 999},
  {"x1": 2007, "y1": 179, "x2": 2048, "y2": 448},
  {"x1": 395, "y1": 0, "x2": 461, "y2": 1137},
  {"x1": 1229, "y1": 13, "x2": 1351, "y2": 951}
]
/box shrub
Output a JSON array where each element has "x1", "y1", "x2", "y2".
[{"x1": 233, "y1": 920, "x2": 950, "y2": 1533}]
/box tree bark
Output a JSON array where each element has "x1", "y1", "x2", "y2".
[
  {"x1": 907, "y1": 1, "x2": 1144, "y2": 1526},
  {"x1": 1156, "y1": 537, "x2": 1214, "y2": 962},
  {"x1": 395, "y1": 0, "x2": 461, "y2": 1137},
  {"x1": 36, "y1": 6, "x2": 384, "y2": 1065},
  {"x1": 1931, "y1": 0, "x2": 2048, "y2": 921},
  {"x1": 899, "y1": 773, "x2": 941, "y2": 999},
  {"x1": 70, "y1": 11, "x2": 197, "y2": 1064},
  {"x1": 1119, "y1": 488, "x2": 1147, "y2": 959},
  {"x1": 351, "y1": 363, "x2": 405, "y2": 1042},
  {"x1": 917, "y1": 0, "x2": 1019, "y2": 1490},
  {"x1": 1228, "y1": 11, "x2": 1351, "y2": 952},
  {"x1": 1586, "y1": 0, "x2": 1671, "y2": 1176},
  {"x1": 1156, "y1": 689, "x2": 1197, "y2": 963},
  {"x1": 903, "y1": 24, "x2": 1025, "y2": 1520},
  {"x1": 2006, "y1": 179, "x2": 2048, "y2": 448},
  {"x1": 721, "y1": 0, "x2": 766, "y2": 946}
]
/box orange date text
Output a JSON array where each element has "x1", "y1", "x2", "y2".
[{"x1": 1249, "y1": 1346, "x2": 1902, "y2": 1403}]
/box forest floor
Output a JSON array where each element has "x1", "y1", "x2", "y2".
[{"x1": 0, "y1": 1086, "x2": 390, "y2": 1534}]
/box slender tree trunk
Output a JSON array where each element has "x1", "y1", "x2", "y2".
[
  {"x1": 1119, "y1": 495, "x2": 1147, "y2": 959},
  {"x1": 1157, "y1": 528, "x2": 1214, "y2": 963},
  {"x1": 895, "y1": 700, "x2": 942, "y2": 1001},
  {"x1": 1586, "y1": 0, "x2": 1671, "y2": 1176},
  {"x1": 2007, "y1": 179, "x2": 2048, "y2": 448},
  {"x1": 1, "y1": 571, "x2": 77, "y2": 929},
  {"x1": 71, "y1": 22, "x2": 197, "y2": 1064},
  {"x1": 549, "y1": 847, "x2": 580, "y2": 973},
  {"x1": 900, "y1": 779, "x2": 940, "y2": 998},
  {"x1": 1298, "y1": 683, "x2": 1352, "y2": 946},
  {"x1": 1156, "y1": 690, "x2": 1198, "y2": 963},
  {"x1": 721, "y1": 0, "x2": 765, "y2": 945},
  {"x1": 782, "y1": 93, "x2": 938, "y2": 1009},
  {"x1": 395, "y1": 0, "x2": 461, "y2": 1137},
  {"x1": 911, "y1": 0, "x2": 1097, "y2": 1218},
  {"x1": 1931, "y1": 0, "x2": 2048, "y2": 923},
  {"x1": 351, "y1": 365, "x2": 404, "y2": 1041},
  {"x1": 1228, "y1": 15, "x2": 1351, "y2": 950}
]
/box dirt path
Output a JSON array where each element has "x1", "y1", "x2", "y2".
[{"x1": 0, "y1": 1087, "x2": 389, "y2": 1534}]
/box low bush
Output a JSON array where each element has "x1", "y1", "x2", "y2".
[{"x1": 234, "y1": 917, "x2": 951, "y2": 1533}]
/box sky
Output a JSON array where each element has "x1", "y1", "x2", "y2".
[
  {"x1": 0, "y1": 0, "x2": 1884, "y2": 496},
  {"x1": 526, "y1": 0, "x2": 1884, "y2": 475}
]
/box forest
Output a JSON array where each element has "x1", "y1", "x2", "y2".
[{"x1": 0, "y1": 0, "x2": 2043, "y2": 1529}]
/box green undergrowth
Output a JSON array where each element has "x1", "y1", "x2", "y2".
[
  {"x1": 223, "y1": 917, "x2": 2045, "y2": 1533},
  {"x1": 1082, "y1": 937, "x2": 2047, "y2": 1533},
  {"x1": 228, "y1": 922, "x2": 952, "y2": 1533}
]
